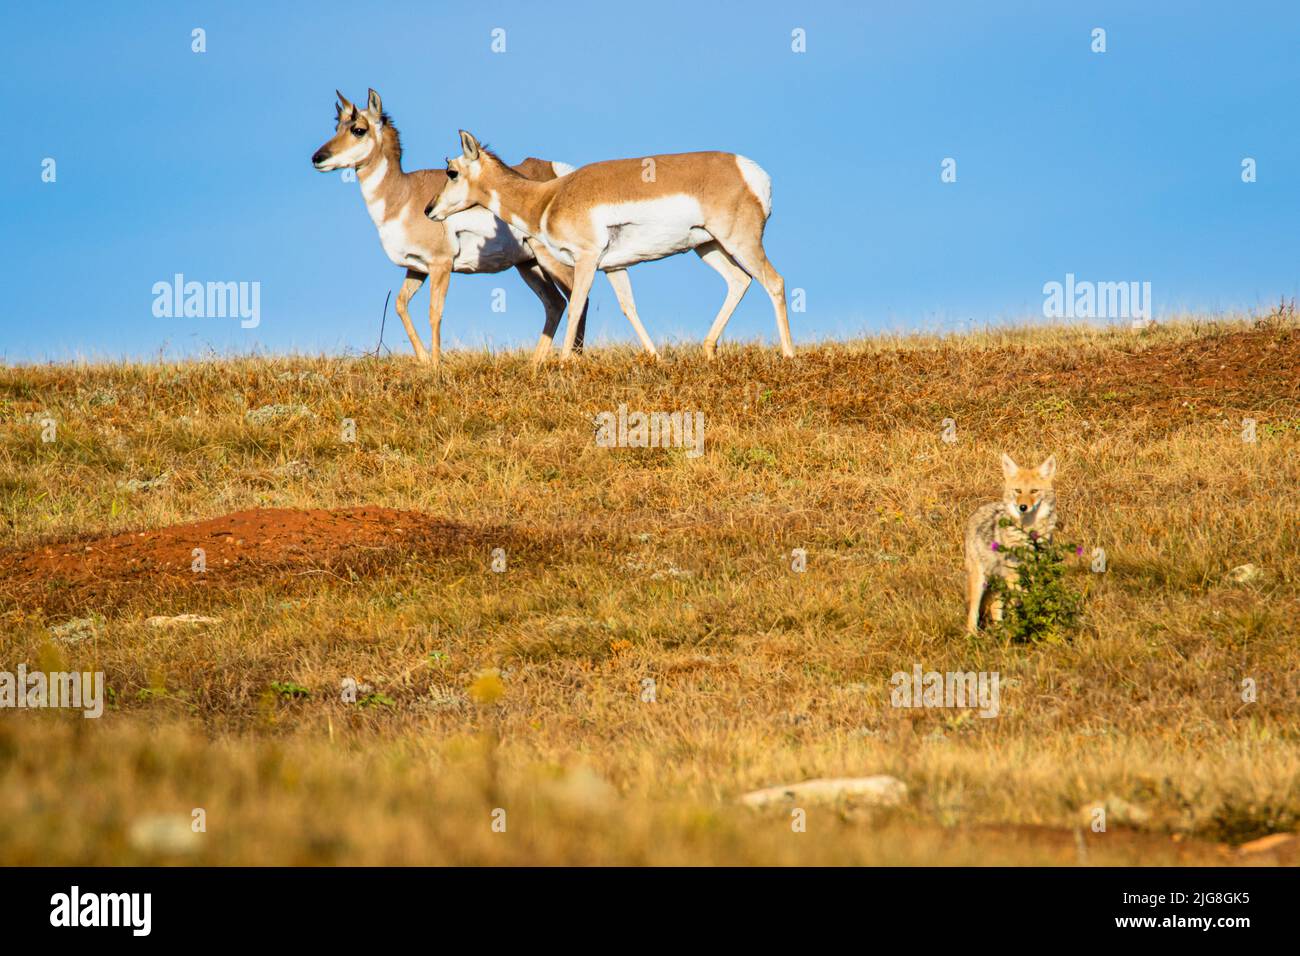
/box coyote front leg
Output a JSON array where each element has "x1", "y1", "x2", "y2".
[{"x1": 965, "y1": 565, "x2": 985, "y2": 634}]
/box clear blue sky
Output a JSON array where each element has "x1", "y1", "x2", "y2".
[{"x1": 3, "y1": 0, "x2": 1296, "y2": 362}]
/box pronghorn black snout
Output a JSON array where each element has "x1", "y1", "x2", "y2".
[
  {"x1": 423, "y1": 201, "x2": 435, "y2": 218},
  {"x1": 312, "y1": 148, "x2": 330, "y2": 166}
]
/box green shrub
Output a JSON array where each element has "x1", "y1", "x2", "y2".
[{"x1": 988, "y1": 528, "x2": 1084, "y2": 644}]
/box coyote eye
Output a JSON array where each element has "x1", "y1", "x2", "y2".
[
  {"x1": 351, "y1": 126, "x2": 366, "y2": 137},
  {"x1": 446, "y1": 168, "x2": 459, "y2": 180}
]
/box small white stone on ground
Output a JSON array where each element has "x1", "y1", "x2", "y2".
[
  {"x1": 740, "y1": 775, "x2": 907, "y2": 808},
  {"x1": 1227, "y1": 563, "x2": 1263, "y2": 583},
  {"x1": 146, "y1": 614, "x2": 223, "y2": 628}
]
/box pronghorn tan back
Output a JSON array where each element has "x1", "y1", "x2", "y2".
[{"x1": 426, "y1": 131, "x2": 795, "y2": 361}]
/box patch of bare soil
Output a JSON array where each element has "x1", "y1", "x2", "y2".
[
  {"x1": 1009, "y1": 328, "x2": 1300, "y2": 415},
  {"x1": 0, "y1": 507, "x2": 503, "y2": 614}
]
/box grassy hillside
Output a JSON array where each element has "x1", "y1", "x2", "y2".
[{"x1": 1, "y1": 313, "x2": 1298, "y2": 865}]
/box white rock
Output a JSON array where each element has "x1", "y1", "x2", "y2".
[
  {"x1": 741, "y1": 775, "x2": 907, "y2": 809},
  {"x1": 128, "y1": 815, "x2": 201, "y2": 855},
  {"x1": 146, "y1": 614, "x2": 223, "y2": 628},
  {"x1": 1227, "y1": 564, "x2": 1263, "y2": 584}
]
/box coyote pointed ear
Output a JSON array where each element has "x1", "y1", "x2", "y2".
[
  {"x1": 366, "y1": 88, "x2": 382, "y2": 120},
  {"x1": 1000, "y1": 452, "x2": 1019, "y2": 478},
  {"x1": 459, "y1": 130, "x2": 481, "y2": 161},
  {"x1": 1037, "y1": 455, "x2": 1057, "y2": 480}
]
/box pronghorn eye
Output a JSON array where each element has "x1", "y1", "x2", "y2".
[
  {"x1": 351, "y1": 126, "x2": 366, "y2": 137},
  {"x1": 446, "y1": 168, "x2": 459, "y2": 180}
]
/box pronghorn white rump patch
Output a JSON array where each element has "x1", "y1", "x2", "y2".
[
  {"x1": 735, "y1": 155, "x2": 772, "y2": 217},
  {"x1": 551, "y1": 160, "x2": 576, "y2": 177},
  {"x1": 588, "y1": 195, "x2": 713, "y2": 270}
]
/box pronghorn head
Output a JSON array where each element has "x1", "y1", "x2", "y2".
[
  {"x1": 425, "y1": 130, "x2": 490, "y2": 221},
  {"x1": 311, "y1": 89, "x2": 386, "y2": 172}
]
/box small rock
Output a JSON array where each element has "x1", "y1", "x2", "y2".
[
  {"x1": 117, "y1": 473, "x2": 169, "y2": 493},
  {"x1": 127, "y1": 815, "x2": 201, "y2": 856},
  {"x1": 1237, "y1": 833, "x2": 1296, "y2": 856},
  {"x1": 1227, "y1": 564, "x2": 1263, "y2": 584},
  {"x1": 420, "y1": 686, "x2": 466, "y2": 713},
  {"x1": 145, "y1": 614, "x2": 223, "y2": 628},
  {"x1": 245, "y1": 403, "x2": 314, "y2": 425},
  {"x1": 1079, "y1": 796, "x2": 1151, "y2": 827},
  {"x1": 49, "y1": 617, "x2": 99, "y2": 644},
  {"x1": 741, "y1": 775, "x2": 907, "y2": 809},
  {"x1": 544, "y1": 767, "x2": 617, "y2": 813}
]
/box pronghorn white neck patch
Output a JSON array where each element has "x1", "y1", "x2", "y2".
[{"x1": 360, "y1": 156, "x2": 389, "y2": 198}]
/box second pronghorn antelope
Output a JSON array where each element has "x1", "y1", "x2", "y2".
[
  {"x1": 311, "y1": 90, "x2": 585, "y2": 364},
  {"x1": 425, "y1": 131, "x2": 795, "y2": 360}
]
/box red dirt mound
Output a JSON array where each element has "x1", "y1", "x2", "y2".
[{"x1": 0, "y1": 507, "x2": 498, "y2": 613}]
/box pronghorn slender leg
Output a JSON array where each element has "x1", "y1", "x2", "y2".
[
  {"x1": 514, "y1": 260, "x2": 568, "y2": 366},
  {"x1": 395, "y1": 269, "x2": 430, "y2": 361},
  {"x1": 604, "y1": 268, "x2": 658, "y2": 358},
  {"x1": 694, "y1": 241, "x2": 751, "y2": 359},
  {"x1": 426, "y1": 263, "x2": 451, "y2": 368},
  {"x1": 716, "y1": 236, "x2": 795, "y2": 358},
  {"x1": 528, "y1": 241, "x2": 588, "y2": 354},
  {"x1": 559, "y1": 258, "x2": 598, "y2": 360}
]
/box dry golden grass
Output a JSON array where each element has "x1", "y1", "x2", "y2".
[{"x1": 1, "y1": 313, "x2": 1297, "y2": 865}]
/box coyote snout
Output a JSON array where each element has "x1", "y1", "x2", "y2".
[{"x1": 963, "y1": 452, "x2": 1058, "y2": 633}]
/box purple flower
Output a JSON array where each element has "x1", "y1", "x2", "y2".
[
  {"x1": 1076, "y1": 545, "x2": 1084, "y2": 556},
  {"x1": 991, "y1": 542, "x2": 1000, "y2": 551},
  {"x1": 1029, "y1": 530, "x2": 1039, "y2": 541}
]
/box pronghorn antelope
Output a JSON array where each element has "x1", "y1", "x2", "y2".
[
  {"x1": 425, "y1": 131, "x2": 795, "y2": 360},
  {"x1": 311, "y1": 90, "x2": 585, "y2": 364}
]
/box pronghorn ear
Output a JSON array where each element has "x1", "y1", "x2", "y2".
[
  {"x1": 459, "y1": 130, "x2": 481, "y2": 161},
  {"x1": 366, "y1": 88, "x2": 382, "y2": 120},
  {"x1": 1037, "y1": 455, "x2": 1057, "y2": 480},
  {"x1": 335, "y1": 89, "x2": 354, "y2": 115},
  {"x1": 1000, "y1": 452, "x2": 1019, "y2": 479}
]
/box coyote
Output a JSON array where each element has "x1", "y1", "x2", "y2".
[{"x1": 964, "y1": 453, "x2": 1058, "y2": 633}]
